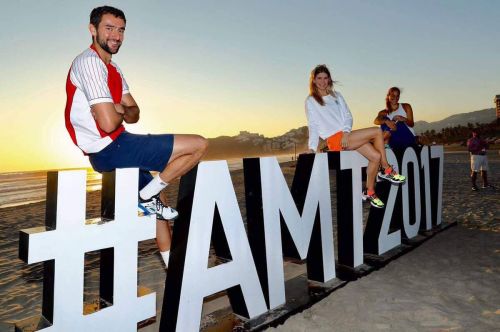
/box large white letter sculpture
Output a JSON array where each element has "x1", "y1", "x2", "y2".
[
  {"x1": 420, "y1": 146, "x2": 432, "y2": 231},
  {"x1": 401, "y1": 147, "x2": 421, "y2": 238},
  {"x1": 259, "y1": 154, "x2": 335, "y2": 309},
  {"x1": 378, "y1": 149, "x2": 402, "y2": 254},
  {"x1": 243, "y1": 153, "x2": 336, "y2": 310},
  {"x1": 364, "y1": 145, "x2": 445, "y2": 256},
  {"x1": 160, "y1": 161, "x2": 267, "y2": 332},
  {"x1": 431, "y1": 145, "x2": 444, "y2": 226},
  {"x1": 338, "y1": 151, "x2": 369, "y2": 267},
  {"x1": 17, "y1": 146, "x2": 447, "y2": 332},
  {"x1": 19, "y1": 169, "x2": 156, "y2": 331}
]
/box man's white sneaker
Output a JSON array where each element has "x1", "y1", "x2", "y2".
[
  {"x1": 138, "y1": 197, "x2": 156, "y2": 216},
  {"x1": 154, "y1": 195, "x2": 179, "y2": 220},
  {"x1": 138, "y1": 196, "x2": 178, "y2": 220}
]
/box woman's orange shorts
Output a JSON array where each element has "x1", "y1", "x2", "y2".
[{"x1": 326, "y1": 131, "x2": 344, "y2": 151}]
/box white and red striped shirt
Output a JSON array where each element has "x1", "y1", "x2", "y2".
[{"x1": 65, "y1": 45, "x2": 129, "y2": 154}]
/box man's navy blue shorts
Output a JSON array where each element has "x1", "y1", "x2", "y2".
[{"x1": 88, "y1": 131, "x2": 174, "y2": 190}]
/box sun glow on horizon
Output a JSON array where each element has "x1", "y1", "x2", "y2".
[
  {"x1": 1, "y1": 1, "x2": 498, "y2": 173},
  {"x1": 1, "y1": 80, "x2": 496, "y2": 173}
]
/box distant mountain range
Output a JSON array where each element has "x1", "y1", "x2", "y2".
[
  {"x1": 413, "y1": 108, "x2": 496, "y2": 134},
  {"x1": 204, "y1": 108, "x2": 497, "y2": 159},
  {"x1": 204, "y1": 128, "x2": 309, "y2": 159}
]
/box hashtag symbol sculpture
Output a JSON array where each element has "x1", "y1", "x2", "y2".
[{"x1": 19, "y1": 168, "x2": 156, "y2": 331}]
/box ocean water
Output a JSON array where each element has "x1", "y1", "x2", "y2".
[
  {"x1": 0, "y1": 156, "x2": 294, "y2": 209},
  {"x1": 0, "y1": 169, "x2": 103, "y2": 209},
  {"x1": 8, "y1": 151, "x2": 465, "y2": 210}
]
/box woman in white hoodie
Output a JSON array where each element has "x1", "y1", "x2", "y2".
[{"x1": 305, "y1": 64, "x2": 405, "y2": 208}]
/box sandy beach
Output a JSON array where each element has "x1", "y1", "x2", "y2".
[
  {"x1": 266, "y1": 151, "x2": 500, "y2": 332},
  {"x1": 266, "y1": 226, "x2": 500, "y2": 332},
  {"x1": 0, "y1": 151, "x2": 498, "y2": 331}
]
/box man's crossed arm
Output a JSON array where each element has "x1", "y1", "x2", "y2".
[{"x1": 91, "y1": 93, "x2": 139, "y2": 133}]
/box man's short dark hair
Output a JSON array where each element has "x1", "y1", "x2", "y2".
[{"x1": 90, "y1": 6, "x2": 126, "y2": 28}]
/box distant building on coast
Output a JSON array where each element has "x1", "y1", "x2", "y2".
[{"x1": 495, "y1": 95, "x2": 500, "y2": 124}]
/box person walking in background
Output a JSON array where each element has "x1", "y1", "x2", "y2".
[
  {"x1": 374, "y1": 87, "x2": 416, "y2": 149},
  {"x1": 64, "y1": 6, "x2": 208, "y2": 268},
  {"x1": 467, "y1": 129, "x2": 490, "y2": 191},
  {"x1": 305, "y1": 64, "x2": 406, "y2": 208}
]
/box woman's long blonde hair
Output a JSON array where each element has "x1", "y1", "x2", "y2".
[{"x1": 309, "y1": 64, "x2": 336, "y2": 106}]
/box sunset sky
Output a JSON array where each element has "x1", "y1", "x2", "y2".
[{"x1": 1, "y1": 1, "x2": 499, "y2": 172}]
